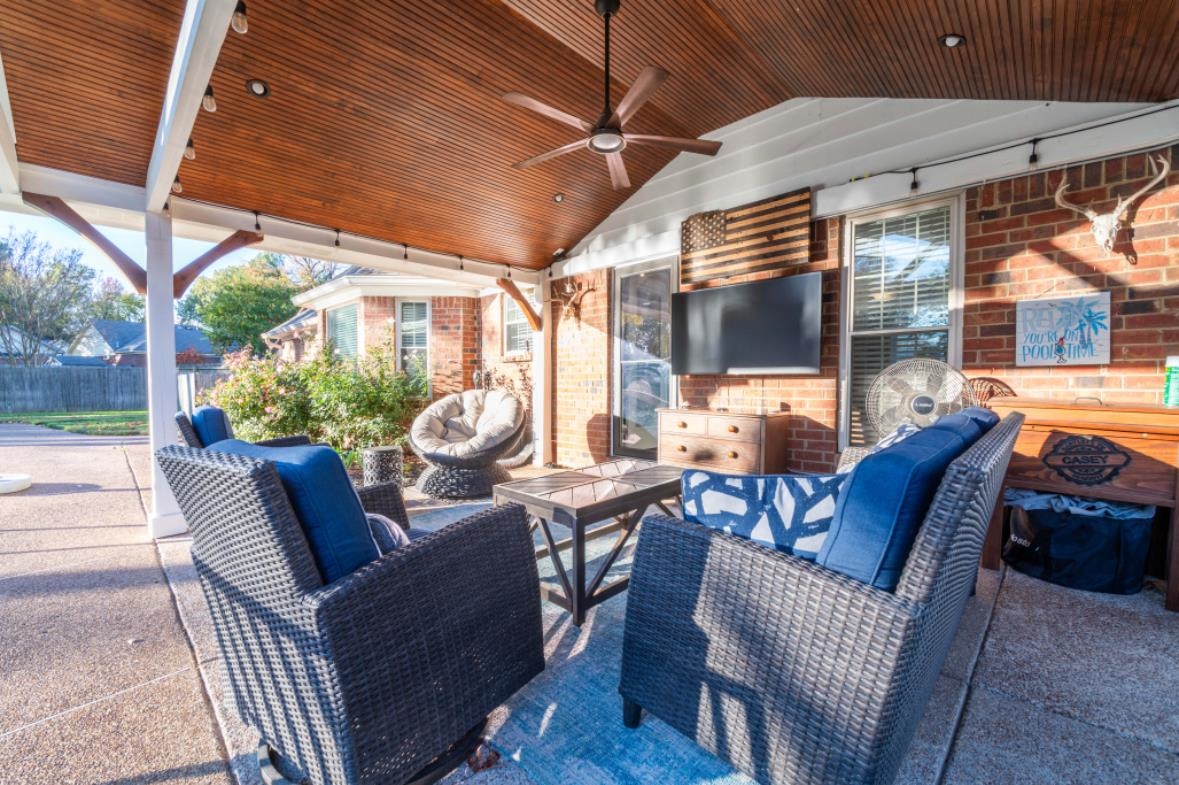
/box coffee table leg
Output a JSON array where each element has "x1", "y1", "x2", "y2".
[
  {"x1": 534, "y1": 515, "x2": 574, "y2": 610},
  {"x1": 570, "y1": 519, "x2": 586, "y2": 626}
]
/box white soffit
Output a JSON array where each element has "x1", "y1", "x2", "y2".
[{"x1": 554, "y1": 98, "x2": 1178, "y2": 278}]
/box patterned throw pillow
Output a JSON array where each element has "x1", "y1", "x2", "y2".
[
  {"x1": 680, "y1": 470, "x2": 848, "y2": 559},
  {"x1": 366, "y1": 513, "x2": 411, "y2": 555}
]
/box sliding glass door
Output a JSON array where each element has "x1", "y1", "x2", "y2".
[{"x1": 614, "y1": 261, "x2": 675, "y2": 459}]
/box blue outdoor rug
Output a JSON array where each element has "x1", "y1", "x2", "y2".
[{"x1": 409, "y1": 503, "x2": 755, "y2": 785}]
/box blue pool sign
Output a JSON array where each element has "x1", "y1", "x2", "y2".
[{"x1": 1015, "y1": 292, "x2": 1110, "y2": 367}]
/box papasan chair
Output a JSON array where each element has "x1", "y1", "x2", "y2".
[{"x1": 409, "y1": 389, "x2": 526, "y2": 498}]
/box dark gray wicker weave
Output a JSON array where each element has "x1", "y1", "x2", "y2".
[
  {"x1": 619, "y1": 413, "x2": 1024, "y2": 785},
  {"x1": 156, "y1": 445, "x2": 545, "y2": 785},
  {"x1": 174, "y1": 410, "x2": 312, "y2": 449}
]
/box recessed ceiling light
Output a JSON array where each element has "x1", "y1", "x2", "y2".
[
  {"x1": 245, "y1": 78, "x2": 270, "y2": 98},
  {"x1": 553, "y1": 193, "x2": 564, "y2": 203},
  {"x1": 938, "y1": 33, "x2": 966, "y2": 48}
]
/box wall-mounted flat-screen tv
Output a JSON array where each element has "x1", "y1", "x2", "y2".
[{"x1": 671, "y1": 271, "x2": 822, "y2": 375}]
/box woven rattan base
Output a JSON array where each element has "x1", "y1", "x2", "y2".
[
  {"x1": 417, "y1": 463, "x2": 512, "y2": 499},
  {"x1": 258, "y1": 719, "x2": 489, "y2": 785}
]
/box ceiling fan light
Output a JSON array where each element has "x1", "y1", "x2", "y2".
[{"x1": 587, "y1": 129, "x2": 625, "y2": 153}]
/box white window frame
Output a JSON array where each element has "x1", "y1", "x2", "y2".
[
  {"x1": 837, "y1": 194, "x2": 965, "y2": 450},
  {"x1": 502, "y1": 288, "x2": 535, "y2": 357},
  {"x1": 325, "y1": 302, "x2": 359, "y2": 359},
  {"x1": 612, "y1": 256, "x2": 679, "y2": 459},
  {"x1": 395, "y1": 298, "x2": 430, "y2": 379}
]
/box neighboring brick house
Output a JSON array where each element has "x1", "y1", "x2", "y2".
[
  {"x1": 68, "y1": 319, "x2": 220, "y2": 368},
  {"x1": 282, "y1": 266, "x2": 538, "y2": 402}
]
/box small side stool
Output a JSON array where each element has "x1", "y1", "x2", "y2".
[{"x1": 362, "y1": 445, "x2": 404, "y2": 488}]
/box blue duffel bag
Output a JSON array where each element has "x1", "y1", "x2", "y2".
[{"x1": 1002, "y1": 490, "x2": 1155, "y2": 595}]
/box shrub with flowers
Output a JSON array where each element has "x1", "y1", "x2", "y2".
[{"x1": 201, "y1": 344, "x2": 426, "y2": 464}]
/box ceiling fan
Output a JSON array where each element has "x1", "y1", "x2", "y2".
[{"x1": 503, "y1": 0, "x2": 722, "y2": 190}]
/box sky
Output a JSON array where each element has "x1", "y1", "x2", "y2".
[{"x1": 0, "y1": 209, "x2": 257, "y2": 290}]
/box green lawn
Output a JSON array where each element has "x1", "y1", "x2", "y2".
[{"x1": 0, "y1": 410, "x2": 149, "y2": 436}]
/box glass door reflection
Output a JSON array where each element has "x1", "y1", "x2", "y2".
[{"x1": 614, "y1": 264, "x2": 673, "y2": 459}]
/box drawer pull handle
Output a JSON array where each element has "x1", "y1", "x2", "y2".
[
  {"x1": 677, "y1": 421, "x2": 687, "y2": 428},
  {"x1": 676, "y1": 445, "x2": 687, "y2": 452},
  {"x1": 727, "y1": 450, "x2": 739, "y2": 459},
  {"x1": 727, "y1": 425, "x2": 739, "y2": 433}
]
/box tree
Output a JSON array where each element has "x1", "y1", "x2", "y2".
[
  {"x1": 90, "y1": 277, "x2": 145, "y2": 322},
  {"x1": 0, "y1": 230, "x2": 95, "y2": 366},
  {"x1": 254, "y1": 252, "x2": 338, "y2": 289},
  {"x1": 180, "y1": 256, "x2": 299, "y2": 355}
]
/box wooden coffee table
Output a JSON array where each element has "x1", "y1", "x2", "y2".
[{"x1": 493, "y1": 458, "x2": 682, "y2": 625}]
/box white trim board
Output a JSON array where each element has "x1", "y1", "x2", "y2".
[
  {"x1": 0, "y1": 51, "x2": 19, "y2": 194},
  {"x1": 145, "y1": 0, "x2": 236, "y2": 212},
  {"x1": 553, "y1": 98, "x2": 1177, "y2": 279}
]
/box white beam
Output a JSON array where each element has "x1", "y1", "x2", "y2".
[
  {"x1": 169, "y1": 197, "x2": 543, "y2": 286},
  {"x1": 144, "y1": 211, "x2": 185, "y2": 538},
  {"x1": 145, "y1": 0, "x2": 236, "y2": 212},
  {"x1": 0, "y1": 51, "x2": 21, "y2": 194},
  {"x1": 534, "y1": 281, "x2": 554, "y2": 466}
]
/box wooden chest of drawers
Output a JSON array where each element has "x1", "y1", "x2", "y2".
[{"x1": 657, "y1": 409, "x2": 791, "y2": 474}]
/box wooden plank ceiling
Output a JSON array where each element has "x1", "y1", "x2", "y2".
[{"x1": 1, "y1": 0, "x2": 1177, "y2": 269}]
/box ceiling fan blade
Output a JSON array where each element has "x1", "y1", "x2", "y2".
[
  {"x1": 609, "y1": 66, "x2": 669, "y2": 127},
  {"x1": 606, "y1": 152, "x2": 631, "y2": 189},
  {"x1": 504, "y1": 92, "x2": 593, "y2": 133},
  {"x1": 624, "y1": 134, "x2": 722, "y2": 156},
  {"x1": 513, "y1": 139, "x2": 587, "y2": 169}
]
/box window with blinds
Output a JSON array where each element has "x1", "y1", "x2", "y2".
[
  {"x1": 398, "y1": 300, "x2": 428, "y2": 377},
  {"x1": 503, "y1": 291, "x2": 534, "y2": 355},
  {"x1": 844, "y1": 201, "x2": 959, "y2": 446},
  {"x1": 325, "y1": 304, "x2": 358, "y2": 358}
]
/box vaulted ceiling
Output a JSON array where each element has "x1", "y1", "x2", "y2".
[{"x1": 1, "y1": 0, "x2": 1177, "y2": 269}]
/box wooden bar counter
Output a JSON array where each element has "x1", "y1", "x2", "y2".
[{"x1": 982, "y1": 397, "x2": 1179, "y2": 611}]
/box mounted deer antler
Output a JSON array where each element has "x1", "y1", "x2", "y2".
[
  {"x1": 1054, "y1": 154, "x2": 1171, "y2": 253},
  {"x1": 554, "y1": 279, "x2": 595, "y2": 325}
]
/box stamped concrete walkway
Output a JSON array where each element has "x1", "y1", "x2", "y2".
[{"x1": 0, "y1": 424, "x2": 231, "y2": 784}]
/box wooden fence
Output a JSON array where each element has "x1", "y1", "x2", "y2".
[{"x1": 0, "y1": 367, "x2": 231, "y2": 413}]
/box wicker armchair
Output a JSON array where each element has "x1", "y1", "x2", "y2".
[
  {"x1": 175, "y1": 409, "x2": 312, "y2": 449},
  {"x1": 156, "y1": 445, "x2": 545, "y2": 785},
  {"x1": 619, "y1": 413, "x2": 1024, "y2": 785}
]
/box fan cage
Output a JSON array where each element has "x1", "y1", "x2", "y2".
[{"x1": 865, "y1": 358, "x2": 979, "y2": 438}]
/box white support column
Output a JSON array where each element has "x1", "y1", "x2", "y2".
[
  {"x1": 534, "y1": 280, "x2": 555, "y2": 466},
  {"x1": 0, "y1": 52, "x2": 20, "y2": 194},
  {"x1": 145, "y1": 211, "x2": 184, "y2": 537}
]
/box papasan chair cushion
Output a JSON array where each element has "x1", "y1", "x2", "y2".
[{"x1": 411, "y1": 389, "x2": 524, "y2": 467}]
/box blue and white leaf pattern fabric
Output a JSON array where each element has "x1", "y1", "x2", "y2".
[
  {"x1": 681, "y1": 470, "x2": 848, "y2": 559},
  {"x1": 873, "y1": 421, "x2": 922, "y2": 451}
]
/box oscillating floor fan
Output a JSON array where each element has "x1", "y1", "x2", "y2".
[{"x1": 865, "y1": 358, "x2": 979, "y2": 435}]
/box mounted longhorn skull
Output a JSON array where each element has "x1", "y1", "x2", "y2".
[
  {"x1": 1054, "y1": 154, "x2": 1171, "y2": 253},
  {"x1": 554, "y1": 279, "x2": 595, "y2": 325}
]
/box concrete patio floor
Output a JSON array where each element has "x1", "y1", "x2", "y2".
[{"x1": 2, "y1": 423, "x2": 1177, "y2": 785}]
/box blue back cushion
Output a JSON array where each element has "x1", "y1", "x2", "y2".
[
  {"x1": 817, "y1": 427, "x2": 967, "y2": 590},
  {"x1": 681, "y1": 470, "x2": 847, "y2": 559},
  {"x1": 926, "y1": 412, "x2": 982, "y2": 451},
  {"x1": 207, "y1": 440, "x2": 377, "y2": 583},
  {"x1": 959, "y1": 406, "x2": 1000, "y2": 433},
  {"x1": 191, "y1": 406, "x2": 233, "y2": 447}
]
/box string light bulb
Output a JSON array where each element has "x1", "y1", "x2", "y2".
[
  {"x1": 202, "y1": 85, "x2": 217, "y2": 112},
  {"x1": 1028, "y1": 138, "x2": 1040, "y2": 170},
  {"x1": 231, "y1": 1, "x2": 248, "y2": 34},
  {"x1": 909, "y1": 167, "x2": 919, "y2": 194},
  {"x1": 334, "y1": 229, "x2": 341, "y2": 248},
  {"x1": 253, "y1": 211, "x2": 261, "y2": 232},
  {"x1": 183, "y1": 137, "x2": 195, "y2": 160},
  {"x1": 171, "y1": 175, "x2": 183, "y2": 195}
]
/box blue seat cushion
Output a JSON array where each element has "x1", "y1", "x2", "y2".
[
  {"x1": 207, "y1": 440, "x2": 377, "y2": 583},
  {"x1": 817, "y1": 427, "x2": 968, "y2": 590},
  {"x1": 959, "y1": 406, "x2": 1000, "y2": 433},
  {"x1": 191, "y1": 406, "x2": 233, "y2": 447},
  {"x1": 681, "y1": 469, "x2": 847, "y2": 559}
]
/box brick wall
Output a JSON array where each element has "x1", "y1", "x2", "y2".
[
  {"x1": 479, "y1": 293, "x2": 533, "y2": 405},
  {"x1": 551, "y1": 269, "x2": 612, "y2": 466},
  {"x1": 359, "y1": 296, "x2": 396, "y2": 350},
  {"x1": 429, "y1": 296, "x2": 480, "y2": 399},
  {"x1": 963, "y1": 144, "x2": 1179, "y2": 404},
  {"x1": 678, "y1": 218, "x2": 843, "y2": 473}
]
